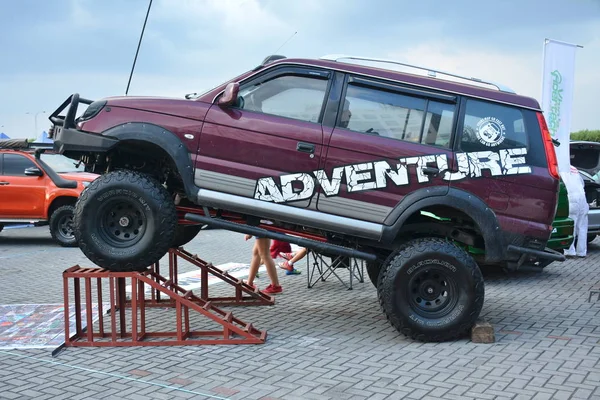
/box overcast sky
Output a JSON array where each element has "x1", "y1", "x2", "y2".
[{"x1": 1, "y1": 0, "x2": 598, "y2": 138}]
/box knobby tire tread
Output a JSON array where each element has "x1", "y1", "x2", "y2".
[
  {"x1": 377, "y1": 237, "x2": 484, "y2": 342},
  {"x1": 74, "y1": 170, "x2": 177, "y2": 272}
]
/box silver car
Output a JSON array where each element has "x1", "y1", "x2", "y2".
[{"x1": 570, "y1": 141, "x2": 600, "y2": 242}]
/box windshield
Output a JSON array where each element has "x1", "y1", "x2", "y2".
[{"x1": 40, "y1": 153, "x2": 85, "y2": 173}]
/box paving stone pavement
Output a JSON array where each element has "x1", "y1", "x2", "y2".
[{"x1": 0, "y1": 226, "x2": 599, "y2": 399}]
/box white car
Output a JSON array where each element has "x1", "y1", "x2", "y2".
[{"x1": 570, "y1": 140, "x2": 600, "y2": 242}]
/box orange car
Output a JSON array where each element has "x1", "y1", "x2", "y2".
[{"x1": 0, "y1": 140, "x2": 98, "y2": 246}]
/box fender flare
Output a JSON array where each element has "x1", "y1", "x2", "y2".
[
  {"x1": 102, "y1": 123, "x2": 197, "y2": 199},
  {"x1": 381, "y1": 186, "x2": 504, "y2": 262}
]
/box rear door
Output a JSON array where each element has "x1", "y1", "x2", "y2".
[
  {"x1": 198, "y1": 65, "x2": 331, "y2": 208},
  {"x1": 316, "y1": 75, "x2": 458, "y2": 223},
  {"x1": 0, "y1": 153, "x2": 47, "y2": 218}
]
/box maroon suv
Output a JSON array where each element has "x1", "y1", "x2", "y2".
[{"x1": 49, "y1": 54, "x2": 563, "y2": 342}]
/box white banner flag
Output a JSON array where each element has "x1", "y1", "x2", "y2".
[{"x1": 541, "y1": 38, "x2": 578, "y2": 174}]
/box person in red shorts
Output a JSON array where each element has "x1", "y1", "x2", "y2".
[{"x1": 270, "y1": 239, "x2": 303, "y2": 275}]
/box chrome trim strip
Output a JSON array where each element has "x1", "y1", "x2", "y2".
[
  {"x1": 195, "y1": 169, "x2": 312, "y2": 208},
  {"x1": 195, "y1": 169, "x2": 255, "y2": 197},
  {"x1": 317, "y1": 196, "x2": 391, "y2": 223},
  {"x1": 196, "y1": 188, "x2": 383, "y2": 240},
  {"x1": 0, "y1": 219, "x2": 43, "y2": 223}
]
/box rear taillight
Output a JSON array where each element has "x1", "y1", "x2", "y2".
[{"x1": 537, "y1": 112, "x2": 560, "y2": 180}]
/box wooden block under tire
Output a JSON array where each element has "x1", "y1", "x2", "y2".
[{"x1": 471, "y1": 319, "x2": 495, "y2": 343}]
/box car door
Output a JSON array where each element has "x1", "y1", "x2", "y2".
[
  {"x1": 0, "y1": 153, "x2": 47, "y2": 218},
  {"x1": 197, "y1": 66, "x2": 331, "y2": 208},
  {"x1": 316, "y1": 75, "x2": 457, "y2": 223}
]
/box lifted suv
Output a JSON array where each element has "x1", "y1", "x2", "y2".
[{"x1": 49, "y1": 54, "x2": 564, "y2": 341}]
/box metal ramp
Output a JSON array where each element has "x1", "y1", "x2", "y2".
[
  {"x1": 61, "y1": 250, "x2": 273, "y2": 348},
  {"x1": 142, "y1": 247, "x2": 275, "y2": 307}
]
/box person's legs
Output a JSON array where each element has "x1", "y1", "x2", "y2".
[
  {"x1": 280, "y1": 247, "x2": 307, "y2": 272},
  {"x1": 565, "y1": 202, "x2": 578, "y2": 256},
  {"x1": 245, "y1": 241, "x2": 261, "y2": 287},
  {"x1": 256, "y1": 238, "x2": 281, "y2": 289},
  {"x1": 576, "y1": 206, "x2": 589, "y2": 257}
]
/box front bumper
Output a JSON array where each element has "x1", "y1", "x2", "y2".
[
  {"x1": 49, "y1": 93, "x2": 118, "y2": 156},
  {"x1": 53, "y1": 126, "x2": 117, "y2": 155}
]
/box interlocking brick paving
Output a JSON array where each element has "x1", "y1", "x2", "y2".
[{"x1": 0, "y1": 227, "x2": 599, "y2": 399}]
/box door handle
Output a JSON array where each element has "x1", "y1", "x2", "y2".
[
  {"x1": 422, "y1": 167, "x2": 439, "y2": 176},
  {"x1": 0, "y1": 182, "x2": 9, "y2": 186},
  {"x1": 296, "y1": 142, "x2": 315, "y2": 154}
]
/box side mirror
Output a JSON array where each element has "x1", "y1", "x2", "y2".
[
  {"x1": 217, "y1": 82, "x2": 240, "y2": 107},
  {"x1": 24, "y1": 167, "x2": 43, "y2": 177}
]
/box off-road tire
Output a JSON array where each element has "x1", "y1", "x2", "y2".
[
  {"x1": 49, "y1": 205, "x2": 77, "y2": 247},
  {"x1": 377, "y1": 237, "x2": 484, "y2": 342},
  {"x1": 74, "y1": 170, "x2": 177, "y2": 272},
  {"x1": 172, "y1": 224, "x2": 203, "y2": 248},
  {"x1": 366, "y1": 261, "x2": 382, "y2": 288}
]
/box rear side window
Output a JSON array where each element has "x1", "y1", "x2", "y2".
[
  {"x1": 338, "y1": 83, "x2": 455, "y2": 148},
  {"x1": 460, "y1": 99, "x2": 528, "y2": 152},
  {"x1": 459, "y1": 99, "x2": 547, "y2": 168}
]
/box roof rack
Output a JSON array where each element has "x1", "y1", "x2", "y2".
[
  {"x1": 0, "y1": 139, "x2": 54, "y2": 151},
  {"x1": 319, "y1": 54, "x2": 516, "y2": 94}
]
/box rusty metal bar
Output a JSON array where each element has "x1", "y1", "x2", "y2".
[
  {"x1": 74, "y1": 277, "x2": 81, "y2": 335},
  {"x1": 85, "y1": 277, "x2": 93, "y2": 342},
  {"x1": 117, "y1": 278, "x2": 126, "y2": 338},
  {"x1": 63, "y1": 271, "x2": 70, "y2": 345},
  {"x1": 97, "y1": 277, "x2": 104, "y2": 337},
  {"x1": 110, "y1": 276, "x2": 116, "y2": 343},
  {"x1": 132, "y1": 276, "x2": 138, "y2": 341},
  {"x1": 139, "y1": 278, "x2": 146, "y2": 340}
]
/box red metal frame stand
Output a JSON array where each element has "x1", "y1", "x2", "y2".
[
  {"x1": 133, "y1": 247, "x2": 275, "y2": 308},
  {"x1": 62, "y1": 249, "x2": 272, "y2": 347}
]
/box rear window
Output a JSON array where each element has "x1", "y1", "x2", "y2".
[
  {"x1": 570, "y1": 147, "x2": 600, "y2": 176},
  {"x1": 459, "y1": 99, "x2": 547, "y2": 168}
]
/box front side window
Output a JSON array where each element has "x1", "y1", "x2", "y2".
[
  {"x1": 2, "y1": 154, "x2": 37, "y2": 176},
  {"x1": 237, "y1": 74, "x2": 328, "y2": 123},
  {"x1": 337, "y1": 83, "x2": 455, "y2": 148},
  {"x1": 460, "y1": 99, "x2": 528, "y2": 152}
]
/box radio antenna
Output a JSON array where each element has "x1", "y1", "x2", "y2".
[
  {"x1": 126, "y1": 0, "x2": 153, "y2": 96},
  {"x1": 273, "y1": 31, "x2": 297, "y2": 55}
]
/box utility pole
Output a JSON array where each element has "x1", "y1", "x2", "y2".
[{"x1": 125, "y1": 0, "x2": 153, "y2": 96}]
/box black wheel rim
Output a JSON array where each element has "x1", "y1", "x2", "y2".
[
  {"x1": 97, "y1": 197, "x2": 148, "y2": 248},
  {"x1": 406, "y1": 265, "x2": 458, "y2": 318},
  {"x1": 57, "y1": 214, "x2": 74, "y2": 240}
]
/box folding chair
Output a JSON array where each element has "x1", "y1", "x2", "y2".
[{"x1": 306, "y1": 251, "x2": 364, "y2": 290}]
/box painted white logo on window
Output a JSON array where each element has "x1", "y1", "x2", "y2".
[
  {"x1": 254, "y1": 147, "x2": 532, "y2": 203},
  {"x1": 476, "y1": 117, "x2": 506, "y2": 147}
]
